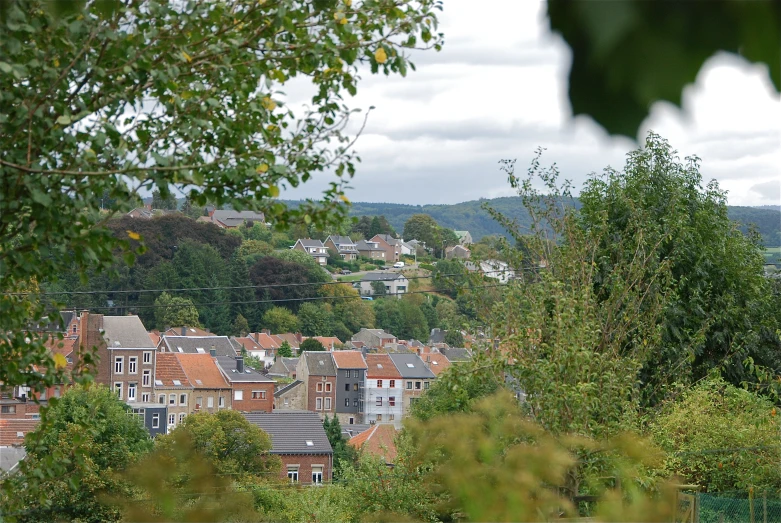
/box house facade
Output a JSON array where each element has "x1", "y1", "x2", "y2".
[
  {"x1": 175, "y1": 353, "x2": 232, "y2": 414},
  {"x1": 292, "y1": 239, "x2": 329, "y2": 266},
  {"x1": 358, "y1": 272, "x2": 408, "y2": 298},
  {"x1": 268, "y1": 357, "x2": 300, "y2": 380},
  {"x1": 351, "y1": 328, "x2": 397, "y2": 349},
  {"x1": 243, "y1": 411, "x2": 333, "y2": 485},
  {"x1": 355, "y1": 239, "x2": 386, "y2": 261},
  {"x1": 331, "y1": 351, "x2": 367, "y2": 425},
  {"x1": 370, "y1": 234, "x2": 401, "y2": 262},
  {"x1": 388, "y1": 353, "x2": 435, "y2": 417},
  {"x1": 363, "y1": 354, "x2": 403, "y2": 428},
  {"x1": 324, "y1": 235, "x2": 359, "y2": 261},
  {"x1": 154, "y1": 353, "x2": 195, "y2": 431},
  {"x1": 274, "y1": 381, "x2": 306, "y2": 411},
  {"x1": 296, "y1": 352, "x2": 337, "y2": 419},
  {"x1": 446, "y1": 245, "x2": 471, "y2": 260},
  {"x1": 454, "y1": 230, "x2": 473, "y2": 245},
  {"x1": 215, "y1": 356, "x2": 274, "y2": 413}
]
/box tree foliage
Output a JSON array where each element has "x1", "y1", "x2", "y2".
[
  {"x1": 297, "y1": 303, "x2": 333, "y2": 337},
  {"x1": 547, "y1": 1, "x2": 780, "y2": 137},
  {"x1": 153, "y1": 292, "x2": 201, "y2": 331},
  {"x1": 261, "y1": 306, "x2": 299, "y2": 334},
  {"x1": 300, "y1": 337, "x2": 326, "y2": 352},
  {"x1": 277, "y1": 340, "x2": 293, "y2": 358}
]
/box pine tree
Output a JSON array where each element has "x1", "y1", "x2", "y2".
[
  {"x1": 277, "y1": 340, "x2": 293, "y2": 358},
  {"x1": 228, "y1": 253, "x2": 258, "y2": 329}
]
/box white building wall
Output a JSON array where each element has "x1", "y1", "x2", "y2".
[{"x1": 363, "y1": 378, "x2": 403, "y2": 429}]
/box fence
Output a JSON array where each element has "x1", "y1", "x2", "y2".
[{"x1": 684, "y1": 491, "x2": 781, "y2": 523}]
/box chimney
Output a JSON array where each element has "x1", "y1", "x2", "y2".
[
  {"x1": 236, "y1": 356, "x2": 244, "y2": 373},
  {"x1": 263, "y1": 329, "x2": 270, "y2": 335},
  {"x1": 295, "y1": 332, "x2": 303, "y2": 343},
  {"x1": 209, "y1": 344, "x2": 216, "y2": 357},
  {"x1": 181, "y1": 326, "x2": 186, "y2": 336}
]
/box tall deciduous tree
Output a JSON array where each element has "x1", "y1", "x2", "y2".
[
  {"x1": 154, "y1": 292, "x2": 201, "y2": 331},
  {"x1": 298, "y1": 303, "x2": 334, "y2": 337},
  {"x1": 0, "y1": 0, "x2": 443, "y2": 394},
  {"x1": 261, "y1": 306, "x2": 299, "y2": 334},
  {"x1": 300, "y1": 337, "x2": 326, "y2": 352}
]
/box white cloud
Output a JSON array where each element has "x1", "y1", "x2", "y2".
[{"x1": 283, "y1": 0, "x2": 781, "y2": 206}]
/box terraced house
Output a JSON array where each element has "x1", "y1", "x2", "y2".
[
  {"x1": 154, "y1": 353, "x2": 194, "y2": 432},
  {"x1": 297, "y1": 352, "x2": 336, "y2": 419}
]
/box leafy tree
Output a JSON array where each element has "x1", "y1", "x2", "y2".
[
  {"x1": 262, "y1": 306, "x2": 299, "y2": 334},
  {"x1": 373, "y1": 298, "x2": 428, "y2": 341},
  {"x1": 431, "y1": 258, "x2": 470, "y2": 298},
  {"x1": 240, "y1": 221, "x2": 272, "y2": 243},
  {"x1": 156, "y1": 410, "x2": 280, "y2": 478},
  {"x1": 371, "y1": 280, "x2": 388, "y2": 296},
  {"x1": 324, "y1": 415, "x2": 357, "y2": 480},
  {"x1": 320, "y1": 283, "x2": 376, "y2": 335},
  {"x1": 203, "y1": 274, "x2": 232, "y2": 335},
  {"x1": 2, "y1": 385, "x2": 152, "y2": 522},
  {"x1": 300, "y1": 338, "x2": 326, "y2": 352},
  {"x1": 237, "y1": 239, "x2": 274, "y2": 263},
  {"x1": 0, "y1": 0, "x2": 442, "y2": 397},
  {"x1": 151, "y1": 189, "x2": 178, "y2": 210},
  {"x1": 420, "y1": 300, "x2": 438, "y2": 330},
  {"x1": 403, "y1": 214, "x2": 440, "y2": 247},
  {"x1": 547, "y1": 1, "x2": 780, "y2": 137},
  {"x1": 435, "y1": 299, "x2": 461, "y2": 331},
  {"x1": 298, "y1": 303, "x2": 333, "y2": 337},
  {"x1": 227, "y1": 253, "x2": 257, "y2": 330},
  {"x1": 578, "y1": 133, "x2": 781, "y2": 403},
  {"x1": 154, "y1": 292, "x2": 201, "y2": 331},
  {"x1": 249, "y1": 257, "x2": 325, "y2": 313},
  {"x1": 648, "y1": 376, "x2": 781, "y2": 492},
  {"x1": 369, "y1": 216, "x2": 384, "y2": 238},
  {"x1": 444, "y1": 329, "x2": 464, "y2": 348},
  {"x1": 277, "y1": 340, "x2": 293, "y2": 358},
  {"x1": 351, "y1": 216, "x2": 373, "y2": 239},
  {"x1": 232, "y1": 314, "x2": 250, "y2": 337}
]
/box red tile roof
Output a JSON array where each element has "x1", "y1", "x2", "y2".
[
  {"x1": 309, "y1": 336, "x2": 342, "y2": 349},
  {"x1": 331, "y1": 350, "x2": 367, "y2": 369},
  {"x1": 348, "y1": 424, "x2": 398, "y2": 464},
  {"x1": 422, "y1": 353, "x2": 451, "y2": 376},
  {"x1": 46, "y1": 337, "x2": 76, "y2": 358},
  {"x1": 165, "y1": 326, "x2": 214, "y2": 337},
  {"x1": 274, "y1": 333, "x2": 301, "y2": 348},
  {"x1": 365, "y1": 354, "x2": 402, "y2": 379},
  {"x1": 255, "y1": 333, "x2": 281, "y2": 350},
  {"x1": 155, "y1": 353, "x2": 192, "y2": 387},
  {"x1": 176, "y1": 354, "x2": 229, "y2": 389},
  {"x1": 234, "y1": 336, "x2": 262, "y2": 352},
  {"x1": 0, "y1": 419, "x2": 39, "y2": 446}
]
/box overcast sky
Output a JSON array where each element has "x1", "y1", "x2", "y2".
[{"x1": 283, "y1": 0, "x2": 780, "y2": 207}]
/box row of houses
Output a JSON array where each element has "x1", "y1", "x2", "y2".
[
  {"x1": 293, "y1": 233, "x2": 434, "y2": 266},
  {"x1": 269, "y1": 346, "x2": 471, "y2": 429}
]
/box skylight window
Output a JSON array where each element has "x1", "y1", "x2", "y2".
[
  {"x1": 190, "y1": 328, "x2": 196, "y2": 333},
  {"x1": 154, "y1": 379, "x2": 163, "y2": 386},
  {"x1": 406, "y1": 363, "x2": 414, "y2": 368},
  {"x1": 195, "y1": 379, "x2": 202, "y2": 385},
  {"x1": 177, "y1": 347, "x2": 183, "y2": 353},
  {"x1": 196, "y1": 348, "x2": 205, "y2": 354},
  {"x1": 305, "y1": 440, "x2": 314, "y2": 446},
  {"x1": 172, "y1": 380, "x2": 181, "y2": 386},
  {"x1": 432, "y1": 361, "x2": 439, "y2": 365}
]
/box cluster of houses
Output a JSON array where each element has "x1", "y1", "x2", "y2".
[
  {"x1": 292, "y1": 234, "x2": 417, "y2": 266},
  {"x1": 0, "y1": 312, "x2": 472, "y2": 483}
]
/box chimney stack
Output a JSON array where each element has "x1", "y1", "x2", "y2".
[
  {"x1": 236, "y1": 356, "x2": 244, "y2": 373},
  {"x1": 181, "y1": 326, "x2": 186, "y2": 336},
  {"x1": 210, "y1": 344, "x2": 216, "y2": 357}
]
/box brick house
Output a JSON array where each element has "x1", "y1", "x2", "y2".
[
  {"x1": 363, "y1": 354, "x2": 403, "y2": 428},
  {"x1": 175, "y1": 353, "x2": 232, "y2": 414},
  {"x1": 85, "y1": 314, "x2": 157, "y2": 405},
  {"x1": 154, "y1": 353, "x2": 194, "y2": 432},
  {"x1": 215, "y1": 356, "x2": 274, "y2": 413},
  {"x1": 351, "y1": 328, "x2": 397, "y2": 349},
  {"x1": 331, "y1": 351, "x2": 367, "y2": 425},
  {"x1": 355, "y1": 239, "x2": 386, "y2": 261},
  {"x1": 370, "y1": 234, "x2": 401, "y2": 262},
  {"x1": 388, "y1": 353, "x2": 435, "y2": 418},
  {"x1": 296, "y1": 352, "x2": 336, "y2": 419},
  {"x1": 243, "y1": 411, "x2": 333, "y2": 485},
  {"x1": 292, "y1": 239, "x2": 329, "y2": 266},
  {"x1": 324, "y1": 235, "x2": 359, "y2": 261},
  {"x1": 274, "y1": 381, "x2": 306, "y2": 411}
]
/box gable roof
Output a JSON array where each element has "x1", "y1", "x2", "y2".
[
  {"x1": 215, "y1": 356, "x2": 274, "y2": 383},
  {"x1": 162, "y1": 336, "x2": 237, "y2": 357},
  {"x1": 0, "y1": 446, "x2": 25, "y2": 473},
  {"x1": 331, "y1": 350, "x2": 367, "y2": 370},
  {"x1": 282, "y1": 357, "x2": 299, "y2": 372},
  {"x1": 0, "y1": 419, "x2": 39, "y2": 447},
  {"x1": 47, "y1": 337, "x2": 77, "y2": 359},
  {"x1": 274, "y1": 333, "x2": 301, "y2": 349},
  {"x1": 308, "y1": 336, "x2": 342, "y2": 349},
  {"x1": 348, "y1": 424, "x2": 398, "y2": 464},
  {"x1": 303, "y1": 352, "x2": 336, "y2": 376},
  {"x1": 361, "y1": 272, "x2": 406, "y2": 282},
  {"x1": 373, "y1": 234, "x2": 400, "y2": 245},
  {"x1": 421, "y1": 352, "x2": 451, "y2": 376},
  {"x1": 176, "y1": 353, "x2": 230, "y2": 389},
  {"x1": 388, "y1": 353, "x2": 435, "y2": 379},
  {"x1": 326, "y1": 235, "x2": 357, "y2": 246},
  {"x1": 102, "y1": 316, "x2": 157, "y2": 348},
  {"x1": 274, "y1": 380, "x2": 303, "y2": 398},
  {"x1": 441, "y1": 347, "x2": 472, "y2": 362},
  {"x1": 155, "y1": 353, "x2": 193, "y2": 388},
  {"x1": 164, "y1": 326, "x2": 214, "y2": 337},
  {"x1": 355, "y1": 240, "x2": 383, "y2": 251},
  {"x1": 232, "y1": 336, "x2": 261, "y2": 353},
  {"x1": 365, "y1": 353, "x2": 402, "y2": 379},
  {"x1": 212, "y1": 209, "x2": 265, "y2": 228},
  {"x1": 243, "y1": 412, "x2": 333, "y2": 454},
  {"x1": 296, "y1": 238, "x2": 325, "y2": 248}
]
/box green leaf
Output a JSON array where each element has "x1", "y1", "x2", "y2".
[
  {"x1": 56, "y1": 115, "x2": 71, "y2": 125},
  {"x1": 0, "y1": 61, "x2": 12, "y2": 73}
]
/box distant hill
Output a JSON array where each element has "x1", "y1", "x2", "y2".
[{"x1": 341, "y1": 198, "x2": 781, "y2": 247}]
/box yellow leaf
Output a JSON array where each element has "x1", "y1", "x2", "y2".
[
  {"x1": 374, "y1": 47, "x2": 387, "y2": 64},
  {"x1": 268, "y1": 185, "x2": 280, "y2": 197},
  {"x1": 261, "y1": 96, "x2": 277, "y2": 111},
  {"x1": 339, "y1": 194, "x2": 350, "y2": 204},
  {"x1": 339, "y1": 17, "x2": 348, "y2": 25},
  {"x1": 53, "y1": 353, "x2": 67, "y2": 369},
  {"x1": 127, "y1": 230, "x2": 141, "y2": 240},
  {"x1": 182, "y1": 51, "x2": 192, "y2": 63},
  {"x1": 345, "y1": 0, "x2": 352, "y2": 6},
  {"x1": 257, "y1": 163, "x2": 269, "y2": 173},
  {"x1": 53, "y1": 58, "x2": 60, "y2": 67}
]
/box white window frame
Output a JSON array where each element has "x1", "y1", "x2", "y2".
[
  {"x1": 207, "y1": 396, "x2": 214, "y2": 408},
  {"x1": 325, "y1": 397, "x2": 331, "y2": 410},
  {"x1": 141, "y1": 393, "x2": 150, "y2": 402},
  {"x1": 114, "y1": 382, "x2": 123, "y2": 398},
  {"x1": 287, "y1": 467, "x2": 299, "y2": 483},
  {"x1": 312, "y1": 466, "x2": 323, "y2": 485},
  {"x1": 128, "y1": 356, "x2": 137, "y2": 374},
  {"x1": 389, "y1": 379, "x2": 395, "y2": 388},
  {"x1": 142, "y1": 369, "x2": 151, "y2": 387},
  {"x1": 127, "y1": 383, "x2": 137, "y2": 402},
  {"x1": 316, "y1": 382, "x2": 323, "y2": 392},
  {"x1": 114, "y1": 356, "x2": 123, "y2": 374},
  {"x1": 218, "y1": 396, "x2": 224, "y2": 408},
  {"x1": 158, "y1": 394, "x2": 165, "y2": 404},
  {"x1": 143, "y1": 351, "x2": 152, "y2": 364},
  {"x1": 376, "y1": 397, "x2": 382, "y2": 407},
  {"x1": 179, "y1": 394, "x2": 187, "y2": 406},
  {"x1": 235, "y1": 390, "x2": 244, "y2": 401},
  {"x1": 377, "y1": 379, "x2": 383, "y2": 388},
  {"x1": 168, "y1": 413, "x2": 176, "y2": 427},
  {"x1": 325, "y1": 382, "x2": 332, "y2": 393},
  {"x1": 152, "y1": 413, "x2": 160, "y2": 428},
  {"x1": 178, "y1": 413, "x2": 186, "y2": 424},
  {"x1": 316, "y1": 397, "x2": 323, "y2": 410},
  {"x1": 169, "y1": 393, "x2": 176, "y2": 405}
]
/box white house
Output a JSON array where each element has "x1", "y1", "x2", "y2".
[
  {"x1": 466, "y1": 259, "x2": 515, "y2": 284},
  {"x1": 364, "y1": 354, "x2": 404, "y2": 428},
  {"x1": 292, "y1": 239, "x2": 330, "y2": 266},
  {"x1": 358, "y1": 272, "x2": 408, "y2": 297}
]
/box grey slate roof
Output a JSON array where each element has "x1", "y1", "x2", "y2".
[
  {"x1": 274, "y1": 380, "x2": 303, "y2": 397},
  {"x1": 215, "y1": 356, "x2": 274, "y2": 382},
  {"x1": 282, "y1": 357, "x2": 299, "y2": 370},
  {"x1": 243, "y1": 412, "x2": 333, "y2": 454},
  {"x1": 162, "y1": 336, "x2": 238, "y2": 357},
  {"x1": 297, "y1": 239, "x2": 325, "y2": 248},
  {"x1": 429, "y1": 328, "x2": 446, "y2": 344},
  {"x1": 388, "y1": 353, "x2": 435, "y2": 379},
  {"x1": 303, "y1": 351, "x2": 336, "y2": 376},
  {"x1": 212, "y1": 210, "x2": 265, "y2": 227},
  {"x1": 374, "y1": 234, "x2": 400, "y2": 245},
  {"x1": 355, "y1": 240, "x2": 383, "y2": 251},
  {"x1": 342, "y1": 423, "x2": 372, "y2": 439},
  {"x1": 327, "y1": 235, "x2": 356, "y2": 246},
  {"x1": 102, "y1": 316, "x2": 157, "y2": 348},
  {"x1": 361, "y1": 272, "x2": 406, "y2": 282},
  {"x1": 440, "y1": 347, "x2": 472, "y2": 362},
  {"x1": 0, "y1": 447, "x2": 26, "y2": 473}
]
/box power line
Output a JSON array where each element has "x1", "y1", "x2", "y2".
[{"x1": 9, "y1": 269, "x2": 516, "y2": 297}]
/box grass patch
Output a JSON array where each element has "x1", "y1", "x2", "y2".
[{"x1": 337, "y1": 273, "x2": 363, "y2": 282}]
